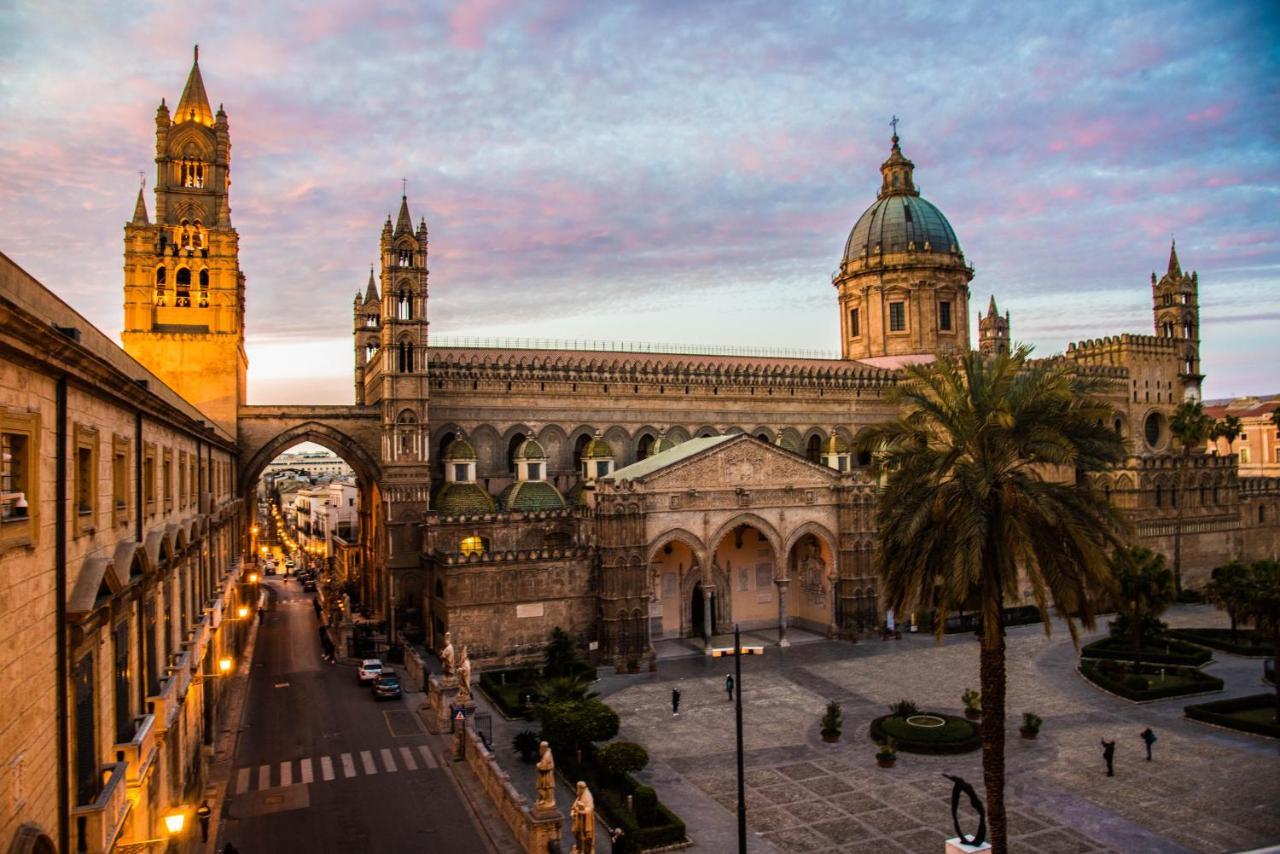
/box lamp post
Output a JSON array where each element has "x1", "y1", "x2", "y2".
[{"x1": 734, "y1": 624, "x2": 746, "y2": 854}]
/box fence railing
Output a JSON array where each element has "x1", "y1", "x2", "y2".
[{"x1": 429, "y1": 335, "x2": 839, "y2": 360}]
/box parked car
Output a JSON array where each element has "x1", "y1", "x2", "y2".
[
  {"x1": 371, "y1": 672, "x2": 402, "y2": 699},
  {"x1": 357, "y1": 659, "x2": 383, "y2": 684},
  {"x1": 302, "y1": 579, "x2": 317, "y2": 592},
  {"x1": 264, "y1": 565, "x2": 276, "y2": 576},
  {"x1": 285, "y1": 560, "x2": 295, "y2": 569}
]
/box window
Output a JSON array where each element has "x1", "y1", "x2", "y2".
[
  {"x1": 162, "y1": 449, "x2": 173, "y2": 509},
  {"x1": 1, "y1": 409, "x2": 38, "y2": 546},
  {"x1": 397, "y1": 341, "x2": 414, "y2": 373},
  {"x1": 527, "y1": 462, "x2": 542, "y2": 481},
  {"x1": 1163, "y1": 294, "x2": 1172, "y2": 306},
  {"x1": 453, "y1": 463, "x2": 469, "y2": 482},
  {"x1": 1144, "y1": 413, "x2": 1162, "y2": 448},
  {"x1": 73, "y1": 653, "x2": 96, "y2": 807},
  {"x1": 198, "y1": 269, "x2": 209, "y2": 307},
  {"x1": 143, "y1": 443, "x2": 156, "y2": 513},
  {"x1": 175, "y1": 268, "x2": 191, "y2": 307},
  {"x1": 178, "y1": 451, "x2": 188, "y2": 509},
  {"x1": 114, "y1": 620, "x2": 132, "y2": 744},
  {"x1": 460, "y1": 535, "x2": 485, "y2": 557},
  {"x1": 74, "y1": 424, "x2": 99, "y2": 535},
  {"x1": 848, "y1": 308, "x2": 860, "y2": 338},
  {"x1": 112, "y1": 435, "x2": 129, "y2": 527},
  {"x1": 939, "y1": 300, "x2": 952, "y2": 331},
  {"x1": 1240, "y1": 447, "x2": 1250, "y2": 464},
  {"x1": 155, "y1": 266, "x2": 167, "y2": 305},
  {"x1": 397, "y1": 291, "x2": 412, "y2": 320},
  {"x1": 889, "y1": 302, "x2": 905, "y2": 332},
  {"x1": 596, "y1": 461, "x2": 611, "y2": 478}
]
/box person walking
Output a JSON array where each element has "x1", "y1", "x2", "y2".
[
  {"x1": 1101, "y1": 738, "x2": 1116, "y2": 777},
  {"x1": 196, "y1": 799, "x2": 212, "y2": 842},
  {"x1": 671, "y1": 687, "x2": 681, "y2": 717},
  {"x1": 1140, "y1": 727, "x2": 1156, "y2": 761},
  {"x1": 724, "y1": 673, "x2": 734, "y2": 702}
]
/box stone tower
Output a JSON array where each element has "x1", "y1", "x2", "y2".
[
  {"x1": 1151, "y1": 240, "x2": 1203, "y2": 401},
  {"x1": 978, "y1": 295, "x2": 1010, "y2": 356},
  {"x1": 352, "y1": 267, "x2": 380, "y2": 405},
  {"x1": 123, "y1": 46, "x2": 246, "y2": 436},
  {"x1": 834, "y1": 129, "x2": 974, "y2": 366}
]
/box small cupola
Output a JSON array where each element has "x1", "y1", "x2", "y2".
[
  {"x1": 580, "y1": 430, "x2": 616, "y2": 481},
  {"x1": 820, "y1": 430, "x2": 852, "y2": 472},
  {"x1": 443, "y1": 434, "x2": 479, "y2": 484},
  {"x1": 878, "y1": 125, "x2": 918, "y2": 198},
  {"x1": 513, "y1": 434, "x2": 548, "y2": 482}
]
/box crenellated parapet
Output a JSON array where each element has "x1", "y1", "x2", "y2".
[
  {"x1": 428, "y1": 347, "x2": 898, "y2": 392},
  {"x1": 1066, "y1": 333, "x2": 1182, "y2": 362}
]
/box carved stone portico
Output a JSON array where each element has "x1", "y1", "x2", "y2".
[{"x1": 591, "y1": 434, "x2": 880, "y2": 661}]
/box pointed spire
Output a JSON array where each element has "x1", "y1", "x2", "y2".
[
  {"x1": 363, "y1": 266, "x2": 379, "y2": 303},
  {"x1": 1166, "y1": 239, "x2": 1181, "y2": 278},
  {"x1": 131, "y1": 181, "x2": 149, "y2": 225},
  {"x1": 175, "y1": 44, "x2": 214, "y2": 126},
  {"x1": 986, "y1": 295, "x2": 998, "y2": 317},
  {"x1": 394, "y1": 194, "x2": 413, "y2": 237}
]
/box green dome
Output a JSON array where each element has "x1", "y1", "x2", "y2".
[
  {"x1": 499, "y1": 480, "x2": 566, "y2": 512},
  {"x1": 513, "y1": 436, "x2": 547, "y2": 461},
  {"x1": 822, "y1": 433, "x2": 850, "y2": 455},
  {"x1": 582, "y1": 434, "x2": 614, "y2": 460},
  {"x1": 652, "y1": 432, "x2": 676, "y2": 455},
  {"x1": 434, "y1": 482, "x2": 496, "y2": 515},
  {"x1": 775, "y1": 434, "x2": 801, "y2": 453},
  {"x1": 443, "y1": 437, "x2": 478, "y2": 462}
]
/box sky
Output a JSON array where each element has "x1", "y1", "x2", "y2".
[{"x1": 1, "y1": 0, "x2": 1277, "y2": 405}]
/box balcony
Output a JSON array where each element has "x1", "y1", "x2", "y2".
[
  {"x1": 113, "y1": 714, "x2": 158, "y2": 787},
  {"x1": 71, "y1": 761, "x2": 131, "y2": 853}
]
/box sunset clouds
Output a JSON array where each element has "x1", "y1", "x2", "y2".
[{"x1": 0, "y1": 0, "x2": 1276, "y2": 403}]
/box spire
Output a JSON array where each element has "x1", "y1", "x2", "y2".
[
  {"x1": 363, "y1": 266, "x2": 379, "y2": 303},
  {"x1": 1166, "y1": 239, "x2": 1181, "y2": 278},
  {"x1": 394, "y1": 194, "x2": 413, "y2": 237},
  {"x1": 175, "y1": 44, "x2": 214, "y2": 126},
  {"x1": 131, "y1": 184, "x2": 149, "y2": 225},
  {"x1": 986, "y1": 295, "x2": 998, "y2": 317}
]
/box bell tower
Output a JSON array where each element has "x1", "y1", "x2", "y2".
[
  {"x1": 122, "y1": 46, "x2": 246, "y2": 436},
  {"x1": 1151, "y1": 240, "x2": 1203, "y2": 400}
]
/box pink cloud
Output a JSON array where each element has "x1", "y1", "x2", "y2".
[{"x1": 449, "y1": 0, "x2": 519, "y2": 50}]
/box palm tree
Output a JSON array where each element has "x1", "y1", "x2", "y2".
[
  {"x1": 1239, "y1": 560, "x2": 1280, "y2": 721},
  {"x1": 1110, "y1": 546, "x2": 1175, "y2": 665},
  {"x1": 1205, "y1": 560, "x2": 1251, "y2": 643},
  {"x1": 1170, "y1": 400, "x2": 1213, "y2": 594},
  {"x1": 1218, "y1": 413, "x2": 1243, "y2": 454},
  {"x1": 859, "y1": 345, "x2": 1128, "y2": 854}
]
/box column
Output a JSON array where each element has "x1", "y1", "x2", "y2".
[
  {"x1": 776, "y1": 579, "x2": 790, "y2": 647},
  {"x1": 702, "y1": 586, "x2": 715, "y2": 645}
]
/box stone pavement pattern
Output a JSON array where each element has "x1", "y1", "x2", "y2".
[{"x1": 598, "y1": 605, "x2": 1279, "y2": 853}]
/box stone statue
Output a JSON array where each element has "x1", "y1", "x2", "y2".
[
  {"x1": 535, "y1": 741, "x2": 556, "y2": 810},
  {"x1": 456, "y1": 645, "x2": 472, "y2": 703},
  {"x1": 570, "y1": 780, "x2": 595, "y2": 854},
  {"x1": 943, "y1": 774, "x2": 987, "y2": 847},
  {"x1": 440, "y1": 631, "x2": 455, "y2": 677}
]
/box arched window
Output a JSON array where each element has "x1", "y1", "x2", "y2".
[
  {"x1": 192, "y1": 221, "x2": 203, "y2": 249},
  {"x1": 1154, "y1": 484, "x2": 1163, "y2": 508},
  {"x1": 398, "y1": 247, "x2": 412, "y2": 267},
  {"x1": 198, "y1": 269, "x2": 209, "y2": 306},
  {"x1": 175, "y1": 268, "x2": 191, "y2": 307},
  {"x1": 806, "y1": 434, "x2": 822, "y2": 463},
  {"x1": 573, "y1": 434, "x2": 591, "y2": 470},
  {"x1": 506, "y1": 434, "x2": 524, "y2": 473},
  {"x1": 397, "y1": 411, "x2": 417, "y2": 456},
  {"x1": 637, "y1": 434, "x2": 655, "y2": 459},
  {"x1": 397, "y1": 340, "x2": 414, "y2": 373},
  {"x1": 397, "y1": 291, "x2": 412, "y2": 320},
  {"x1": 154, "y1": 266, "x2": 167, "y2": 305},
  {"x1": 364, "y1": 342, "x2": 378, "y2": 362}
]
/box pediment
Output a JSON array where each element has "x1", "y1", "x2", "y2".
[{"x1": 613, "y1": 434, "x2": 841, "y2": 492}]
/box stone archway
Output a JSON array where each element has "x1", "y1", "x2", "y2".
[{"x1": 709, "y1": 518, "x2": 780, "y2": 637}]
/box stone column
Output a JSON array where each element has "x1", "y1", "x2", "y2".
[
  {"x1": 702, "y1": 585, "x2": 715, "y2": 645},
  {"x1": 776, "y1": 579, "x2": 790, "y2": 647}
]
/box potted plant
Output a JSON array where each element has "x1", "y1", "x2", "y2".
[
  {"x1": 820, "y1": 701, "x2": 843, "y2": 743},
  {"x1": 889, "y1": 699, "x2": 919, "y2": 719},
  {"x1": 875, "y1": 736, "x2": 897, "y2": 768},
  {"x1": 962, "y1": 688, "x2": 982, "y2": 720},
  {"x1": 513, "y1": 730, "x2": 541, "y2": 762},
  {"x1": 1019, "y1": 713, "x2": 1042, "y2": 739}
]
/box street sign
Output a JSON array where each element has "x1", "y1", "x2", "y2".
[
  {"x1": 452, "y1": 707, "x2": 467, "y2": 722},
  {"x1": 710, "y1": 645, "x2": 764, "y2": 657}
]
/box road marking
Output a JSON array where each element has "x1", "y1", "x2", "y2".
[
  {"x1": 258, "y1": 765, "x2": 271, "y2": 790},
  {"x1": 341, "y1": 753, "x2": 356, "y2": 778},
  {"x1": 236, "y1": 767, "x2": 250, "y2": 793},
  {"x1": 379, "y1": 748, "x2": 398, "y2": 773},
  {"x1": 280, "y1": 761, "x2": 292, "y2": 787},
  {"x1": 320, "y1": 756, "x2": 334, "y2": 781},
  {"x1": 416, "y1": 744, "x2": 438, "y2": 769},
  {"x1": 274, "y1": 682, "x2": 290, "y2": 688},
  {"x1": 300, "y1": 758, "x2": 313, "y2": 784},
  {"x1": 360, "y1": 750, "x2": 377, "y2": 775},
  {"x1": 398, "y1": 746, "x2": 418, "y2": 771}
]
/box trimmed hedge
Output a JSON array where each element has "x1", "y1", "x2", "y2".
[
  {"x1": 869, "y1": 714, "x2": 980, "y2": 755},
  {"x1": 1081, "y1": 636, "x2": 1212, "y2": 667},
  {"x1": 1185, "y1": 693, "x2": 1280, "y2": 739},
  {"x1": 1168, "y1": 628, "x2": 1275, "y2": 658},
  {"x1": 1080, "y1": 660, "x2": 1223, "y2": 702},
  {"x1": 558, "y1": 750, "x2": 687, "y2": 850},
  {"x1": 478, "y1": 667, "x2": 541, "y2": 718}
]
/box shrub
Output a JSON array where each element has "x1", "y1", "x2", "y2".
[
  {"x1": 512, "y1": 730, "x2": 541, "y2": 762},
  {"x1": 633, "y1": 784, "x2": 658, "y2": 824},
  {"x1": 1185, "y1": 693, "x2": 1280, "y2": 739},
  {"x1": 961, "y1": 688, "x2": 981, "y2": 711},
  {"x1": 1080, "y1": 661, "x2": 1224, "y2": 702},
  {"x1": 873, "y1": 714, "x2": 981, "y2": 754},
  {"x1": 875, "y1": 736, "x2": 897, "y2": 759},
  {"x1": 821, "y1": 702, "x2": 843, "y2": 736},
  {"x1": 597, "y1": 742, "x2": 649, "y2": 780},
  {"x1": 888, "y1": 699, "x2": 919, "y2": 718},
  {"x1": 544, "y1": 626, "x2": 580, "y2": 678},
  {"x1": 539, "y1": 698, "x2": 620, "y2": 754},
  {"x1": 1124, "y1": 675, "x2": 1150, "y2": 691},
  {"x1": 1021, "y1": 713, "x2": 1042, "y2": 732}
]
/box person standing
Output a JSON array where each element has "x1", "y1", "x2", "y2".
[
  {"x1": 1101, "y1": 738, "x2": 1116, "y2": 777},
  {"x1": 671, "y1": 687, "x2": 681, "y2": 717},
  {"x1": 196, "y1": 799, "x2": 212, "y2": 842},
  {"x1": 724, "y1": 673, "x2": 734, "y2": 702},
  {"x1": 1140, "y1": 727, "x2": 1156, "y2": 761}
]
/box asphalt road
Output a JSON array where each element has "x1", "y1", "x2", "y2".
[{"x1": 219, "y1": 577, "x2": 489, "y2": 854}]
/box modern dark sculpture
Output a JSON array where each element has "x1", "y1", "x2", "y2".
[{"x1": 943, "y1": 774, "x2": 987, "y2": 847}]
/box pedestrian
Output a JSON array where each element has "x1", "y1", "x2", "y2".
[
  {"x1": 196, "y1": 799, "x2": 212, "y2": 842},
  {"x1": 1140, "y1": 727, "x2": 1156, "y2": 761},
  {"x1": 671, "y1": 687, "x2": 681, "y2": 717},
  {"x1": 223, "y1": 844, "x2": 240, "y2": 854},
  {"x1": 725, "y1": 673, "x2": 734, "y2": 702},
  {"x1": 610, "y1": 825, "x2": 626, "y2": 853},
  {"x1": 1100, "y1": 738, "x2": 1116, "y2": 777}
]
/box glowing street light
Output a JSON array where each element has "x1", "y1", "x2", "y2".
[
  {"x1": 163, "y1": 809, "x2": 186, "y2": 835},
  {"x1": 217, "y1": 656, "x2": 234, "y2": 675},
  {"x1": 248, "y1": 572, "x2": 259, "y2": 584},
  {"x1": 237, "y1": 605, "x2": 250, "y2": 620}
]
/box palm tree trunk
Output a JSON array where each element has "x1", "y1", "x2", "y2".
[{"x1": 979, "y1": 598, "x2": 1008, "y2": 853}]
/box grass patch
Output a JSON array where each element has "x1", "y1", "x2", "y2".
[
  {"x1": 1081, "y1": 660, "x2": 1223, "y2": 702},
  {"x1": 1185, "y1": 693, "x2": 1280, "y2": 739},
  {"x1": 478, "y1": 667, "x2": 540, "y2": 718},
  {"x1": 1167, "y1": 628, "x2": 1275, "y2": 657},
  {"x1": 1081, "y1": 635, "x2": 1212, "y2": 667},
  {"x1": 869, "y1": 713, "x2": 980, "y2": 754}
]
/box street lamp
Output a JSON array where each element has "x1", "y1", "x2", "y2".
[
  {"x1": 248, "y1": 572, "x2": 259, "y2": 584},
  {"x1": 217, "y1": 655, "x2": 234, "y2": 675},
  {"x1": 237, "y1": 605, "x2": 250, "y2": 620},
  {"x1": 163, "y1": 809, "x2": 186, "y2": 835}
]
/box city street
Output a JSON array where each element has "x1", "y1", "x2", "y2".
[{"x1": 217, "y1": 576, "x2": 490, "y2": 853}]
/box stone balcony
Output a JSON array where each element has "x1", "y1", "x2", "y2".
[
  {"x1": 71, "y1": 761, "x2": 131, "y2": 854},
  {"x1": 113, "y1": 713, "x2": 158, "y2": 787}
]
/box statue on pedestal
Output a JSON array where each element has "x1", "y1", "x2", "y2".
[
  {"x1": 535, "y1": 741, "x2": 556, "y2": 811},
  {"x1": 570, "y1": 780, "x2": 594, "y2": 854},
  {"x1": 456, "y1": 645, "x2": 473, "y2": 704},
  {"x1": 440, "y1": 631, "x2": 455, "y2": 677}
]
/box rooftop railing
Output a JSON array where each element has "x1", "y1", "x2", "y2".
[{"x1": 429, "y1": 335, "x2": 840, "y2": 360}]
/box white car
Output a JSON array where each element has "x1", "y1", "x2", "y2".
[{"x1": 357, "y1": 659, "x2": 383, "y2": 684}]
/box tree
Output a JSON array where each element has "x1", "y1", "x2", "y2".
[
  {"x1": 1239, "y1": 560, "x2": 1280, "y2": 721},
  {"x1": 1205, "y1": 560, "x2": 1251, "y2": 642},
  {"x1": 1110, "y1": 546, "x2": 1176, "y2": 665},
  {"x1": 544, "y1": 626, "x2": 580, "y2": 677},
  {"x1": 537, "y1": 674, "x2": 597, "y2": 705},
  {"x1": 1217, "y1": 414, "x2": 1243, "y2": 454},
  {"x1": 596, "y1": 741, "x2": 649, "y2": 780},
  {"x1": 1170, "y1": 400, "x2": 1213, "y2": 594},
  {"x1": 858, "y1": 345, "x2": 1128, "y2": 854},
  {"x1": 539, "y1": 698, "x2": 620, "y2": 759}
]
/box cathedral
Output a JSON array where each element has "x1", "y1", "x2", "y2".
[{"x1": 122, "y1": 50, "x2": 1279, "y2": 667}]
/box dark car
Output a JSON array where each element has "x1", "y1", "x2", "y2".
[
  {"x1": 371, "y1": 672, "x2": 401, "y2": 699},
  {"x1": 302, "y1": 579, "x2": 317, "y2": 592}
]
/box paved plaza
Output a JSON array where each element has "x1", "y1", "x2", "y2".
[{"x1": 582, "y1": 605, "x2": 1279, "y2": 853}]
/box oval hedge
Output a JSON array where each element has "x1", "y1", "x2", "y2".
[{"x1": 869, "y1": 713, "x2": 980, "y2": 755}]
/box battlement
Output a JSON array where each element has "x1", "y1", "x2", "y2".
[{"x1": 1066, "y1": 333, "x2": 1181, "y2": 358}]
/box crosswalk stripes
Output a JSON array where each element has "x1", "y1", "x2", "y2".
[
  {"x1": 320, "y1": 756, "x2": 334, "y2": 781},
  {"x1": 360, "y1": 750, "x2": 377, "y2": 775},
  {"x1": 341, "y1": 753, "x2": 356, "y2": 778},
  {"x1": 237, "y1": 767, "x2": 250, "y2": 793},
  {"x1": 398, "y1": 746, "x2": 417, "y2": 771},
  {"x1": 379, "y1": 748, "x2": 398, "y2": 773},
  {"x1": 300, "y1": 757, "x2": 313, "y2": 784},
  {"x1": 416, "y1": 744, "x2": 438, "y2": 770},
  {"x1": 280, "y1": 761, "x2": 292, "y2": 787},
  {"x1": 258, "y1": 765, "x2": 270, "y2": 790},
  {"x1": 231, "y1": 743, "x2": 440, "y2": 795}
]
